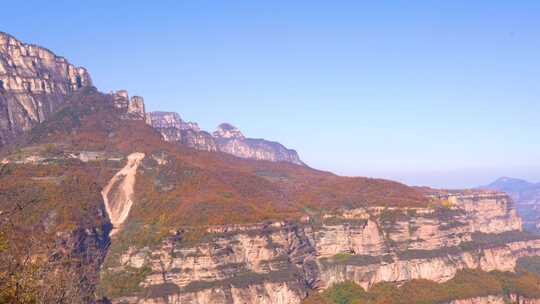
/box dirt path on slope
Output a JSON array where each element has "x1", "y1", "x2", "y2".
[{"x1": 102, "y1": 152, "x2": 145, "y2": 236}]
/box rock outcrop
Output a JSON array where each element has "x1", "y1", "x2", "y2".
[
  {"x1": 105, "y1": 191, "x2": 539, "y2": 304},
  {"x1": 148, "y1": 111, "x2": 305, "y2": 165},
  {"x1": 0, "y1": 32, "x2": 92, "y2": 147},
  {"x1": 112, "y1": 90, "x2": 149, "y2": 122}
]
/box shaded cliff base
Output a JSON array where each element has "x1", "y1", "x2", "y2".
[{"x1": 303, "y1": 266, "x2": 540, "y2": 304}]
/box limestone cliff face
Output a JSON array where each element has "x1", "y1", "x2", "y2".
[
  {"x1": 147, "y1": 112, "x2": 216, "y2": 151},
  {"x1": 112, "y1": 90, "x2": 149, "y2": 122},
  {"x1": 0, "y1": 32, "x2": 92, "y2": 147},
  {"x1": 213, "y1": 123, "x2": 305, "y2": 165},
  {"x1": 479, "y1": 177, "x2": 540, "y2": 234},
  {"x1": 148, "y1": 112, "x2": 305, "y2": 165},
  {"x1": 106, "y1": 192, "x2": 539, "y2": 304}
]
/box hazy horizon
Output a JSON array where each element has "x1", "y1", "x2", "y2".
[{"x1": 4, "y1": 1, "x2": 539, "y2": 189}]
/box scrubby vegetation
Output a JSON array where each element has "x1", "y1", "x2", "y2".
[
  {"x1": 14, "y1": 89, "x2": 428, "y2": 230},
  {"x1": 96, "y1": 265, "x2": 152, "y2": 299},
  {"x1": 303, "y1": 269, "x2": 540, "y2": 304},
  {"x1": 0, "y1": 160, "x2": 113, "y2": 303}
]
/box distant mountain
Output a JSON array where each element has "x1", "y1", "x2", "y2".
[
  {"x1": 480, "y1": 177, "x2": 536, "y2": 193},
  {"x1": 479, "y1": 177, "x2": 540, "y2": 203}
]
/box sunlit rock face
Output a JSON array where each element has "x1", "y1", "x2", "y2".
[
  {"x1": 106, "y1": 192, "x2": 540, "y2": 304},
  {"x1": 0, "y1": 31, "x2": 92, "y2": 147},
  {"x1": 147, "y1": 112, "x2": 201, "y2": 133},
  {"x1": 214, "y1": 134, "x2": 305, "y2": 165},
  {"x1": 111, "y1": 90, "x2": 148, "y2": 121},
  {"x1": 147, "y1": 111, "x2": 216, "y2": 151},
  {"x1": 212, "y1": 122, "x2": 304, "y2": 165},
  {"x1": 147, "y1": 112, "x2": 305, "y2": 165}
]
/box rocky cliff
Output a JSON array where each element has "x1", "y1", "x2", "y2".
[
  {"x1": 112, "y1": 90, "x2": 149, "y2": 122},
  {"x1": 480, "y1": 177, "x2": 540, "y2": 233},
  {"x1": 147, "y1": 112, "x2": 217, "y2": 151},
  {"x1": 102, "y1": 191, "x2": 540, "y2": 303},
  {"x1": 0, "y1": 32, "x2": 92, "y2": 147},
  {"x1": 148, "y1": 112, "x2": 304, "y2": 165},
  {"x1": 213, "y1": 123, "x2": 305, "y2": 165}
]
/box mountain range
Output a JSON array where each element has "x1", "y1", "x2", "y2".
[{"x1": 2, "y1": 31, "x2": 540, "y2": 304}]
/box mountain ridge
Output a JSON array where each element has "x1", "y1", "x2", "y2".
[
  {"x1": 147, "y1": 111, "x2": 306, "y2": 165},
  {"x1": 0, "y1": 31, "x2": 305, "y2": 166}
]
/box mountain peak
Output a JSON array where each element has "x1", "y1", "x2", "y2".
[{"x1": 213, "y1": 123, "x2": 245, "y2": 139}]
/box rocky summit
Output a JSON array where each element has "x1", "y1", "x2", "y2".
[{"x1": 2, "y1": 32, "x2": 540, "y2": 304}]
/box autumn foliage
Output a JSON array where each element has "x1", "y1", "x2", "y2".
[{"x1": 2, "y1": 88, "x2": 428, "y2": 230}]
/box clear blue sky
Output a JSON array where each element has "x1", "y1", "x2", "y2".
[{"x1": 3, "y1": 1, "x2": 540, "y2": 188}]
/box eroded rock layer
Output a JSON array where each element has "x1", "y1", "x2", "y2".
[{"x1": 104, "y1": 192, "x2": 539, "y2": 304}]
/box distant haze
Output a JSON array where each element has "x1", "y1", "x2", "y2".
[{"x1": 4, "y1": 1, "x2": 540, "y2": 188}]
